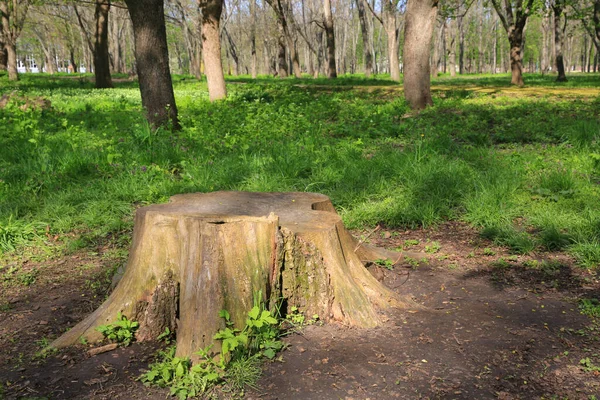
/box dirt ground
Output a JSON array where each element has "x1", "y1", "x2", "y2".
[{"x1": 1, "y1": 222, "x2": 599, "y2": 399}]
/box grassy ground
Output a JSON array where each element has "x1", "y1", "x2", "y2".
[
  {"x1": 1, "y1": 72, "x2": 599, "y2": 268},
  {"x1": 1, "y1": 71, "x2": 600, "y2": 399}
]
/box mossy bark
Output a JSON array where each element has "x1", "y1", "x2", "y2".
[{"x1": 52, "y1": 192, "x2": 418, "y2": 358}]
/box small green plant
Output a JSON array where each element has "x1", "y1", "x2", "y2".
[
  {"x1": 580, "y1": 357, "x2": 600, "y2": 372},
  {"x1": 286, "y1": 306, "x2": 305, "y2": 325},
  {"x1": 215, "y1": 304, "x2": 283, "y2": 361},
  {"x1": 579, "y1": 299, "x2": 600, "y2": 318},
  {"x1": 139, "y1": 346, "x2": 221, "y2": 400},
  {"x1": 403, "y1": 239, "x2": 420, "y2": 247},
  {"x1": 523, "y1": 259, "x2": 539, "y2": 268},
  {"x1": 425, "y1": 241, "x2": 441, "y2": 254},
  {"x1": 285, "y1": 306, "x2": 319, "y2": 327},
  {"x1": 157, "y1": 327, "x2": 173, "y2": 344},
  {"x1": 141, "y1": 296, "x2": 286, "y2": 399},
  {"x1": 374, "y1": 258, "x2": 394, "y2": 270},
  {"x1": 490, "y1": 258, "x2": 509, "y2": 268},
  {"x1": 404, "y1": 256, "x2": 422, "y2": 269},
  {"x1": 96, "y1": 312, "x2": 139, "y2": 346},
  {"x1": 482, "y1": 248, "x2": 496, "y2": 256}
]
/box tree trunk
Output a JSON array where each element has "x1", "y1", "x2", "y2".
[
  {"x1": 323, "y1": 0, "x2": 337, "y2": 78},
  {"x1": 447, "y1": 17, "x2": 456, "y2": 77},
  {"x1": 250, "y1": 0, "x2": 257, "y2": 78},
  {"x1": 315, "y1": 30, "x2": 324, "y2": 78},
  {"x1": 492, "y1": 18, "x2": 497, "y2": 73},
  {"x1": 458, "y1": 12, "x2": 464, "y2": 74},
  {"x1": 509, "y1": 32, "x2": 524, "y2": 86},
  {"x1": 553, "y1": 1, "x2": 567, "y2": 82},
  {"x1": 277, "y1": 35, "x2": 288, "y2": 77},
  {"x1": 0, "y1": 41, "x2": 7, "y2": 71},
  {"x1": 356, "y1": 0, "x2": 372, "y2": 77},
  {"x1": 477, "y1": 0, "x2": 484, "y2": 73},
  {"x1": 52, "y1": 192, "x2": 420, "y2": 359},
  {"x1": 5, "y1": 41, "x2": 17, "y2": 80},
  {"x1": 383, "y1": 2, "x2": 400, "y2": 82},
  {"x1": 94, "y1": 0, "x2": 113, "y2": 88},
  {"x1": 404, "y1": 0, "x2": 438, "y2": 110},
  {"x1": 200, "y1": 0, "x2": 227, "y2": 100},
  {"x1": 125, "y1": 0, "x2": 180, "y2": 129}
]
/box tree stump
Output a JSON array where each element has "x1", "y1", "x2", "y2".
[{"x1": 52, "y1": 192, "x2": 418, "y2": 358}]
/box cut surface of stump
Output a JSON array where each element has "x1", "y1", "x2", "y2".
[{"x1": 52, "y1": 192, "x2": 418, "y2": 358}]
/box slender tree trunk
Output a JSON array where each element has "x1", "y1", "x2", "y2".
[
  {"x1": 323, "y1": 0, "x2": 337, "y2": 78},
  {"x1": 447, "y1": 17, "x2": 456, "y2": 77},
  {"x1": 477, "y1": 0, "x2": 483, "y2": 73},
  {"x1": 404, "y1": 0, "x2": 438, "y2": 110},
  {"x1": 553, "y1": 1, "x2": 567, "y2": 82},
  {"x1": 200, "y1": 0, "x2": 227, "y2": 100},
  {"x1": 458, "y1": 12, "x2": 464, "y2": 74},
  {"x1": 541, "y1": 13, "x2": 548, "y2": 73},
  {"x1": 124, "y1": 0, "x2": 180, "y2": 129},
  {"x1": 5, "y1": 41, "x2": 17, "y2": 80},
  {"x1": 250, "y1": 0, "x2": 257, "y2": 78},
  {"x1": 383, "y1": 2, "x2": 400, "y2": 82},
  {"x1": 0, "y1": 41, "x2": 7, "y2": 71},
  {"x1": 315, "y1": 30, "x2": 324, "y2": 77},
  {"x1": 356, "y1": 0, "x2": 372, "y2": 77},
  {"x1": 492, "y1": 17, "x2": 497, "y2": 73},
  {"x1": 94, "y1": 0, "x2": 113, "y2": 88}
]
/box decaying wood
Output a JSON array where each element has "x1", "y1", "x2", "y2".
[
  {"x1": 87, "y1": 343, "x2": 118, "y2": 356},
  {"x1": 52, "y1": 192, "x2": 421, "y2": 359}
]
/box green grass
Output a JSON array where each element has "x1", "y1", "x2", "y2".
[{"x1": 1, "y1": 73, "x2": 600, "y2": 268}]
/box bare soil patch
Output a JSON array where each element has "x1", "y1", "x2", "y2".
[{"x1": 1, "y1": 222, "x2": 599, "y2": 399}]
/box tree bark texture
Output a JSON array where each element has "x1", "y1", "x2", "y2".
[
  {"x1": 553, "y1": 0, "x2": 567, "y2": 82},
  {"x1": 383, "y1": 1, "x2": 400, "y2": 82},
  {"x1": 356, "y1": 0, "x2": 372, "y2": 77},
  {"x1": 323, "y1": 0, "x2": 337, "y2": 78},
  {"x1": 267, "y1": 0, "x2": 301, "y2": 78},
  {"x1": 0, "y1": 0, "x2": 30, "y2": 81},
  {"x1": 250, "y1": 0, "x2": 257, "y2": 78},
  {"x1": 5, "y1": 40, "x2": 16, "y2": 79},
  {"x1": 200, "y1": 0, "x2": 227, "y2": 100},
  {"x1": 94, "y1": 0, "x2": 113, "y2": 88},
  {"x1": 125, "y1": 0, "x2": 180, "y2": 129},
  {"x1": 404, "y1": 0, "x2": 438, "y2": 110},
  {"x1": 508, "y1": 31, "x2": 524, "y2": 86},
  {"x1": 52, "y1": 192, "x2": 419, "y2": 359},
  {"x1": 0, "y1": 40, "x2": 6, "y2": 70}
]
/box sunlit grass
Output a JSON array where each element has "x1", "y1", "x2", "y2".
[{"x1": 1, "y1": 73, "x2": 600, "y2": 268}]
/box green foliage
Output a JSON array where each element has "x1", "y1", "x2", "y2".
[
  {"x1": 579, "y1": 357, "x2": 600, "y2": 373},
  {"x1": 0, "y1": 217, "x2": 45, "y2": 254},
  {"x1": 1, "y1": 74, "x2": 600, "y2": 269},
  {"x1": 1, "y1": 265, "x2": 38, "y2": 287},
  {"x1": 95, "y1": 312, "x2": 139, "y2": 346},
  {"x1": 480, "y1": 225, "x2": 537, "y2": 255},
  {"x1": 214, "y1": 304, "x2": 283, "y2": 361},
  {"x1": 374, "y1": 258, "x2": 394, "y2": 270},
  {"x1": 579, "y1": 299, "x2": 600, "y2": 319},
  {"x1": 285, "y1": 306, "x2": 319, "y2": 327},
  {"x1": 424, "y1": 241, "x2": 441, "y2": 254},
  {"x1": 139, "y1": 346, "x2": 221, "y2": 400},
  {"x1": 140, "y1": 299, "x2": 285, "y2": 399},
  {"x1": 157, "y1": 327, "x2": 173, "y2": 344}
]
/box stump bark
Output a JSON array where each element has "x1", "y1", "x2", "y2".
[{"x1": 52, "y1": 192, "x2": 418, "y2": 358}]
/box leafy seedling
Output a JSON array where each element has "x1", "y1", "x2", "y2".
[{"x1": 96, "y1": 312, "x2": 139, "y2": 346}]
